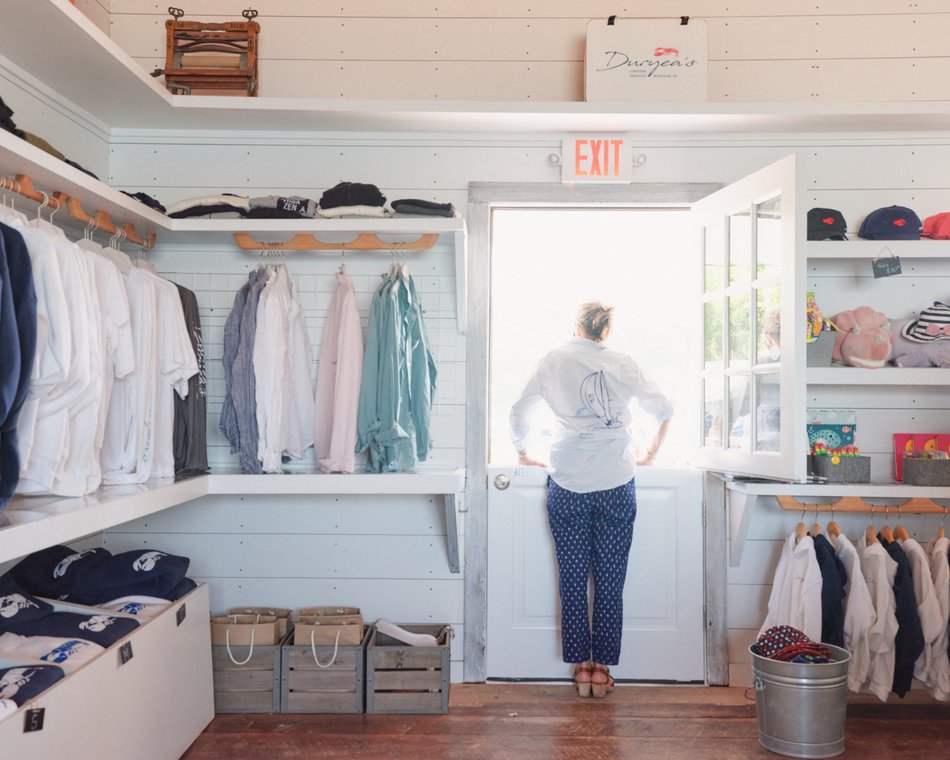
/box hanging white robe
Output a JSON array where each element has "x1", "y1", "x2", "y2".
[
  {"x1": 857, "y1": 534, "x2": 899, "y2": 702},
  {"x1": 832, "y1": 532, "x2": 876, "y2": 692},
  {"x1": 758, "y1": 531, "x2": 823, "y2": 643},
  {"x1": 925, "y1": 536, "x2": 950, "y2": 701}
]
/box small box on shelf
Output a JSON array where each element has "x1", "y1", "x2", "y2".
[
  {"x1": 901, "y1": 457, "x2": 950, "y2": 486},
  {"x1": 810, "y1": 454, "x2": 871, "y2": 483}
]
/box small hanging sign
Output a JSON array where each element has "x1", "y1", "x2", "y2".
[{"x1": 871, "y1": 247, "x2": 902, "y2": 278}]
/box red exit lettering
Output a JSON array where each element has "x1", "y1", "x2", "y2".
[{"x1": 574, "y1": 138, "x2": 625, "y2": 177}]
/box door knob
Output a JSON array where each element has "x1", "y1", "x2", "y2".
[{"x1": 494, "y1": 474, "x2": 511, "y2": 490}]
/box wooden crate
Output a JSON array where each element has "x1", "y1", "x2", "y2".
[
  {"x1": 280, "y1": 626, "x2": 369, "y2": 713},
  {"x1": 365, "y1": 624, "x2": 451, "y2": 714},
  {"x1": 212, "y1": 638, "x2": 281, "y2": 713}
]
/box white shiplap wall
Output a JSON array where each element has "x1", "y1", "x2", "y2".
[
  {"x1": 104, "y1": 0, "x2": 950, "y2": 102},
  {"x1": 7, "y1": 1, "x2": 950, "y2": 686}
]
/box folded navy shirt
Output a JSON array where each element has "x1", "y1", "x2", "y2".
[
  {"x1": 0, "y1": 575, "x2": 54, "y2": 629},
  {"x1": 0, "y1": 664, "x2": 64, "y2": 705},
  {"x1": 9, "y1": 545, "x2": 192, "y2": 604},
  {"x1": 4, "y1": 611, "x2": 138, "y2": 647}
]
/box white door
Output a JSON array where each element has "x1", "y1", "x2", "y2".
[{"x1": 487, "y1": 463, "x2": 705, "y2": 680}]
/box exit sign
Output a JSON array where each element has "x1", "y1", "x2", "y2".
[{"x1": 562, "y1": 135, "x2": 633, "y2": 183}]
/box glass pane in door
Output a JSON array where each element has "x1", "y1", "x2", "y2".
[
  {"x1": 727, "y1": 374, "x2": 750, "y2": 451},
  {"x1": 756, "y1": 195, "x2": 782, "y2": 279},
  {"x1": 728, "y1": 292, "x2": 751, "y2": 365},
  {"x1": 756, "y1": 285, "x2": 781, "y2": 364},
  {"x1": 728, "y1": 210, "x2": 752, "y2": 286},
  {"x1": 755, "y1": 372, "x2": 781, "y2": 452},
  {"x1": 703, "y1": 377, "x2": 724, "y2": 448}
]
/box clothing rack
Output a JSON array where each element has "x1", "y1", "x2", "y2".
[
  {"x1": 0, "y1": 172, "x2": 155, "y2": 249},
  {"x1": 776, "y1": 494, "x2": 950, "y2": 515},
  {"x1": 232, "y1": 232, "x2": 439, "y2": 251}
]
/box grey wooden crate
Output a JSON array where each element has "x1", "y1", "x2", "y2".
[
  {"x1": 212, "y1": 641, "x2": 282, "y2": 713},
  {"x1": 365, "y1": 623, "x2": 451, "y2": 714},
  {"x1": 280, "y1": 627, "x2": 368, "y2": 713},
  {"x1": 811, "y1": 455, "x2": 870, "y2": 483}
]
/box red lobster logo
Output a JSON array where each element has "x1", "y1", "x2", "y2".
[{"x1": 654, "y1": 47, "x2": 680, "y2": 57}]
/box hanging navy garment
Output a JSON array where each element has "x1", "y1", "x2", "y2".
[
  {"x1": 173, "y1": 283, "x2": 208, "y2": 476},
  {"x1": 812, "y1": 533, "x2": 847, "y2": 648},
  {"x1": 0, "y1": 223, "x2": 36, "y2": 508},
  {"x1": 880, "y1": 536, "x2": 925, "y2": 697}
]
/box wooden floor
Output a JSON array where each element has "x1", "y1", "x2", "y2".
[{"x1": 182, "y1": 683, "x2": 949, "y2": 759}]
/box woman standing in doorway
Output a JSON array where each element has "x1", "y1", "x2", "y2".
[{"x1": 509, "y1": 301, "x2": 673, "y2": 698}]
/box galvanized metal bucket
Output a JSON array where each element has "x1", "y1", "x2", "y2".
[{"x1": 749, "y1": 644, "x2": 850, "y2": 758}]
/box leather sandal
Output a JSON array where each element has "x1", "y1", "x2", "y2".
[
  {"x1": 590, "y1": 664, "x2": 615, "y2": 699},
  {"x1": 573, "y1": 663, "x2": 593, "y2": 698}
]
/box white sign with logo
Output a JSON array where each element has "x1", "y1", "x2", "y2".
[
  {"x1": 585, "y1": 18, "x2": 708, "y2": 102},
  {"x1": 562, "y1": 134, "x2": 633, "y2": 183}
]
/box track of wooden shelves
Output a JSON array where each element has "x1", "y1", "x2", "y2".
[{"x1": 0, "y1": 468, "x2": 466, "y2": 572}]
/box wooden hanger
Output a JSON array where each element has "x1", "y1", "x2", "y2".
[
  {"x1": 1, "y1": 173, "x2": 62, "y2": 209},
  {"x1": 810, "y1": 522, "x2": 822, "y2": 537},
  {"x1": 865, "y1": 524, "x2": 878, "y2": 545},
  {"x1": 827, "y1": 520, "x2": 841, "y2": 538},
  {"x1": 879, "y1": 524, "x2": 894, "y2": 542},
  {"x1": 893, "y1": 525, "x2": 910, "y2": 541},
  {"x1": 795, "y1": 522, "x2": 808, "y2": 543},
  {"x1": 233, "y1": 232, "x2": 438, "y2": 252},
  {"x1": 53, "y1": 192, "x2": 155, "y2": 249}
]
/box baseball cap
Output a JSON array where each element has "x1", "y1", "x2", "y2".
[
  {"x1": 807, "y1": 207, "x2": 848, "y2": 240},
  {"x1": 922, "y1": 212, "x2": 950, "y2": 239},
  {"x1": 857, "y1": 205, "x2": 922, "y2": 240}
]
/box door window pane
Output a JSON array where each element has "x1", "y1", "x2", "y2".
[
  {"x1": 756, "y1": 287, "x2": 781, "y2": 365},
  {"x1": 703, "y1": 377, "x2": 724, "y2": 448},
  {"x1": 728, "y1": 292, "x2": 751, "y2": 365},
  {"x1": 755, "y1": 372, "x2": 781, "y2": 452},
  {"x1": 704, "y1": 300, "x2": 723, "y2": 368},
  {"x1": 756, "y1": 196, "x2": 782, "y2": 279},
  {"x1": 704, "y1": 226, "x2": 723, "y2": 293},
  {"x1": 727, "y1": 375, "x2": 751, "y2": 451},
  {"x1": 728, "y1": 210, "x2": 752, "y2": 286}
]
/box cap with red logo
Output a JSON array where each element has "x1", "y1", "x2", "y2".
[
  {"x1": 806, "y1": 207, "x2": 848, "y2": 241},
  {"x1": 857, "y1": 205, "x2": 922, "y2": 240}
]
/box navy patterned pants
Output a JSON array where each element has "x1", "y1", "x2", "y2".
[{"x1": 546, "y1": 476, "x2": 637, "y2": 666}]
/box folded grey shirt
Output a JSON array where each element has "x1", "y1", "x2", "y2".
[{"x1": 249, "y1": 195, "x2": 318, "y2": 218}]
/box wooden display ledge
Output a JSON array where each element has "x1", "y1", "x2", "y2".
[
  {"x1": 1, "y1": 468, "x2": 466, "y2": 573},
  {"x1": 722, "y1": 479, "x2": 950, "y2": 567}
]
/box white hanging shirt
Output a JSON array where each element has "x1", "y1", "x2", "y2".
[
  {"x1": 926, "y1": 536, "x2": 950, "y2": 701},
  {"x1": 832, "y1": 532, "x2": 877, "y2": 692},
  {"x1": 758, "y1": 531, "x2": 823, "y2": 643},
  {"x1": 857, "y1": 535, "x2": 899, "y2": 702},
  {"x1": 898, "y1": 537, "x2": 947, "y2": 688},
  {"x1": 314, "y1": 271, "x2": 363, "y2": 473},
  {"x1": 509, "y1": 337, "x2": 673, "y2": 493}
]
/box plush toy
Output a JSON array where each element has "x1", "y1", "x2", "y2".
[
  {"x1": 831, "y1": 306, "x2": 893, "y2": 368},
  {"x1": 890, "y1": 318, "x2": 950, "y2": 367}
]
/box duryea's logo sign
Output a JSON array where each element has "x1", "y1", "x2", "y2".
[{"x1": 585, "y1": 18, "x2": 708, "y2": 102}]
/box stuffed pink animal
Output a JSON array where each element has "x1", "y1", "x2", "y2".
[{"x1": 831, "y1": 306, "x2": 893, "y2": 368}]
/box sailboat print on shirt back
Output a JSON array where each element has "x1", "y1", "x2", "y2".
[{"x1": 578, "y1": 370, "x2": 624, "y2": 428}]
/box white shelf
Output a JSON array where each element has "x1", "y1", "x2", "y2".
[
  {"x1": 807, "y1": 367, "x2": 950, "y2": 385},
  {"x1": 806, "y1": 240, "x2": 950, "y2": 259},
  {"x1": 0, "y1": 468, "x2": 466, "y2": 570},
  {"x1": 726, "y1": 480, "x2": 950, "y2": 499},
  {"x1": 8, "y1": 1, "x2": 950, "y2": 136}
]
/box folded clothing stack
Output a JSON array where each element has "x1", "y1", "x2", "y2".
[
  {"x1": 7, "y1": 544, "x2": 195, "y2": 605},
  {"x1": 318, "y1": 181, "x2": 388, "y2": 218},
  {"x1": 166, "y1": 193, "x2": 250, "y2": 219},
  {"x1": 248, "y1": 194, "x2": 319, "y2": 219},
  {"x1": 390, "y1": 198, "x2": 457, "y2": 218}
]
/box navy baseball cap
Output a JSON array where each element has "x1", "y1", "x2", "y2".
[
  {"x1": 807, "y1": 207, "x2": 848, "y2": 240},
  {"x1": 858, "y1": 205, "x2": 922, "y2": 240}
]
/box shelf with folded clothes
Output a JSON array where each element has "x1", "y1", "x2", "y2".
[{"x1": 0, "y1": 582, "x2": 213, "y2": 757}]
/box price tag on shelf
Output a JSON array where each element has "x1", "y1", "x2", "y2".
[{"x1": 871, "y1": 247, "x2": 901, "y2": 278}]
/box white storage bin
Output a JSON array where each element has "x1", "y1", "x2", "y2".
[{"x1": 0, "y1": 583, "x2": 214, "y2": 759}]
